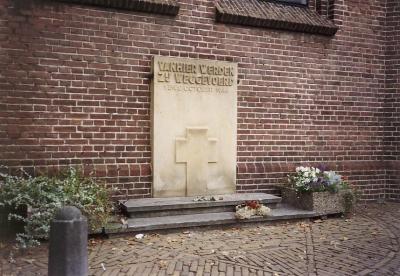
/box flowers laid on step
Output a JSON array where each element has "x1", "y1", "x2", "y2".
[
  {"x1": 193, "y1": 196, "x2": 223, "y2": 202},
  {"x1": 287, "y1": 165, "x2": 348, "y2": 194},
  {"x1": 235, "y1": 200, "x2": 271, "y2": 219}
]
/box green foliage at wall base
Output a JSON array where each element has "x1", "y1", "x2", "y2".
[{"x1": 0, "y1": 167, "x2": 113, "y2": 248}]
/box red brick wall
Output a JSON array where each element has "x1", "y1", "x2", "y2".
[
  {"x1": 385, "y1": 0, "x2": 400, "y2": 201},
  {"x1": 0, "y1": 0, "x2": 397, "y2": 201}
]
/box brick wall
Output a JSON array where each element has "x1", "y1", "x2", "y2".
[
  {"x1": 385, "y1": 0, "x2": 400, "y2": 201},
  {"x1": 0, "y1": 0, "x2": 398, "y2": 201}
]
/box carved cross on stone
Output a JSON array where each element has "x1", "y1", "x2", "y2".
[{"x1": 176, "y1": 127, "x2": 218, "y2": 196}]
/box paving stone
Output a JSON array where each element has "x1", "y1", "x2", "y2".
[
  {"x1": 218, "y1": 262, "x2": 226, "y2": 272},
  {"x1": 1, "y1": 203, "x2": 400, "y2": 275}
]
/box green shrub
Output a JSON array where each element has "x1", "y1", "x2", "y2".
[{"x1": 0, "y1": 167, "x2": 113, "y2": 248}]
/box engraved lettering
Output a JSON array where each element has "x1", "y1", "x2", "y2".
[
  {"x1": 158, "y1": 61, "x2": 166, "y2": 71},
  {"x1": 157, "y1": 71, "x2": 170, "y2": 82},
  {"x1": 156, "y1": 60, "x2": 236, "y2": 91},
  {"x1": 199, "y1": 64, "x2": 207, "y2": 74},
  {"x1": 174, "y1": 73, "x2": 183, "y2": 83},
  {"x1": 171, "y1": 63, "x2": 177, "y2": 72}
]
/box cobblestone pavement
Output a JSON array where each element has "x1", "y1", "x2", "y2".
[{"x1": 1, "y1": 203, "x2": 400, "y2": 276}]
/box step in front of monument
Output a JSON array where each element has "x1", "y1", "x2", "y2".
[
  {"x1": 125, "y1": 205, "x2": 316, "y2": 232},
  {"x1": 121, "y1": 193, "x2": 281, "y2": 218}
]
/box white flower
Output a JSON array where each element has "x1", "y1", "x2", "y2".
[
  {"x1": 256, "y1": 205, "x2": 271, "y2": 216},
  {"x1": 235, "y1": 206, "x2": 255, "y2": 219}
]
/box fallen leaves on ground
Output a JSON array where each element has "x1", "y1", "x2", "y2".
[
  {"x1": 89, "y1": 239, "x2": 99, "y2": 246},
  {"x1": 299, "y1": 222, "x2": 309, "y2": 228},
  {"x1": 135, "y1": 234, "x2": 144, "y2": 239},
  {"x1": 159, "y1": 260, "x2": 168, "y2": 268},
  {"x1": 330, "y1": 240, "x2": 340, "y2": 249},
  {"x1": 23, "y1": 258, "x2": 35, "y2": 264},
  {"x1": 166, "y1": 238, "x2": 179, "y2": 243}
]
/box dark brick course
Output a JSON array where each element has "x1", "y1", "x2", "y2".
[
  {"x1": 55, "y1": 0, "x2": 180, "y2": 15},
  {"x1": 216, "y1": 0, "x2": 338, "y2": 36}
]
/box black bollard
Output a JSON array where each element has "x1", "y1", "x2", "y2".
[{"x1": 48, "y1": 206, "x2": 88, "y2": 276}]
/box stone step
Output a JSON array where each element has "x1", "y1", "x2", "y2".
[
  {"x1": 121, "y1": 193, "x2": 281, "y2": 218},
  {"x1": 125, "y1": 205, "x2": 316, "y2": 232}
]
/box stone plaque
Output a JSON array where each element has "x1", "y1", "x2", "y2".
[{"x1": 151, "y1": 56, "x2": 237, "y2": 197}]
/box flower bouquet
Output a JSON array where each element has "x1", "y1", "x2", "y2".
[{"x1": 235, "y1": 200, "x2": 271, "y2": 219}]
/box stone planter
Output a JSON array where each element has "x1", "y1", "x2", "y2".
[{"x1": 282, "y1": 187, "x2": 346, "y2": 215}]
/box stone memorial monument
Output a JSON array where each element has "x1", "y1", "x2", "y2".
[{"x1": 152, "y1": 56, "x2": 237, "y2": 197}]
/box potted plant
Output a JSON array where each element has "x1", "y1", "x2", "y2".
[{"x1": 282, "y1": 165, "x2": 356, "y2": 215}]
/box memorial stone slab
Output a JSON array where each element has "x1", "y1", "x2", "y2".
[{"x1": 152, "y1": 56, "x2": 237, "y2": 197}]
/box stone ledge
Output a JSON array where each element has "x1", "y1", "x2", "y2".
[
  {"x1": 121, "y1": 193, "x2": 281, "y2": 214},
  {"x1": 56, "y1": 0, "x2": 180, "y2": 16},
  {"x1": 215, "y1": 0, "x2": 338, "y2": 36},
  {"x1": 125, "y1": 206, "x2": 316, "y2": 232}
]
